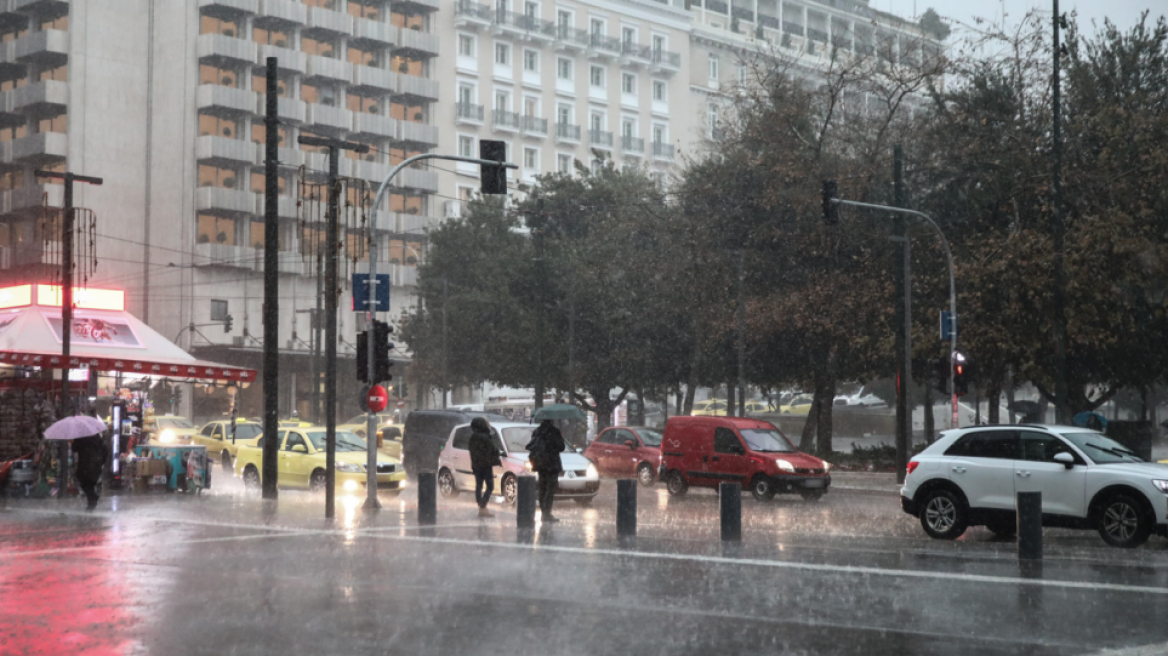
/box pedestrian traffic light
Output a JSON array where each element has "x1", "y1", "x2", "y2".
[
  {"x1": 224, "y1": 314, "x2": 233, "y2": 333},
  {"x1": 953, "y1": 353, "x2": 969, "y2": 396},
  {"x1": 480, "y1": 140, "x2": 507, "y2": 195},
  {"x1": 822, "y1": 180, "x2": 840, "y2": 226},
  {"x1": 931, "y1": 354, "x2": 950, "y2": 395}
]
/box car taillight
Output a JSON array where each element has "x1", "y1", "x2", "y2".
[{"x1": 906, "y1": 460, "x2": 920, "y2": 476}]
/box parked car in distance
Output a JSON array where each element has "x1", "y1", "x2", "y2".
[
  {"x1": 376, "y1": 425, "x2": 403, "y2": 459},
  {"x1": 691, "y1": 399, "x2": 728, "y2": 416},
  {"x1": 437, "y1": 422, "x2": 600, "y2": 505},
  {"x1": 584, "y1": 426, "x2": 663, "y2": 486},
  {"x1": 659, "y1": 416, "x2": 831, "y2": 501},
  {"x1": 145, "y1": 416, "x2": 197, "y2": 446},
  {"x1": 401, "y1": 410, "x2": 512, "y2": 479},
  {"x1": 902, "y1": 425, "x2": 1168, "y2": 548},
  {"x1": 193, "y1": 420, "x2": 264, "y2": 472},
  {"x1": 235, "y1": 428, "x2": 405, "y2": 494},
  {"x1": 780, "y1": 395, "x2": 814, "y2": 415},
  {"x1": 338, "y1": 413, "x2": 397, "y2": 439}
]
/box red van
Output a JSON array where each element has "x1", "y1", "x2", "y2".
[{"x1": 659, "y1": 416, "x2": 831, "y2": 501}]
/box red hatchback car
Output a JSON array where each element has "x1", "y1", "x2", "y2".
[
  {"x1": 583, "y1": 426, "x2": 664, "y2": 487},
  {"x1": 659, "y1": 416, "x2": 830, "y2": 501}
]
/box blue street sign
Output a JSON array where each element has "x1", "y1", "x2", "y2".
[
  {"x1": 940, "y1": 310, "x2": 957, "y2": 340},
  {"x1": 352, "y1": 273, "x2": 390, "y2": 312}
]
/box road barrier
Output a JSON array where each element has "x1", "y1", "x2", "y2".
[
  {"x1": 417, "y1": 472, "x2": 436, "y2": 525},
  {"x1": 1017, "y1": 491, "x2": 1042, "y2": 560},
  {"x1": 720, "y1": 482, "x2": 742, "y2": 542},
  {"x1": 516, "y1": 475, "x2": 537, "y2": 529},
  {"x1": 616, "y1": 479, "x2": 637, "y2": 538}
]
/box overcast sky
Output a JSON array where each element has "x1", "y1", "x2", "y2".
[{"x1": 881, "y1": 0, "x2": 1162, "y2": 39}]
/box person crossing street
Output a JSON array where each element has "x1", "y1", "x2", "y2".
[
  {"x1": 525, "y1": 419, "x2": 566, "y2": 523},
  {"x1": 468, "y1": 417, "x2": 502, "y2": 518}
]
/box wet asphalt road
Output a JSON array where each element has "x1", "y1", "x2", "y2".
[{"x1": 2, "y1": 472, "x2": 1168, "y2": 656}]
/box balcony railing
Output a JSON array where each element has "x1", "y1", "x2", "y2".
[
  {"x1": 732, "y1": 7, "x2": 754, "y2": 21},
  {"x1": 705, "y1": 0, "x2": 729, "y2": 14},
  {"x1": 758, "y1": 14, "x2": 779, "y2": 29},
  {"x1": 555, "y1": 122, "x2": 581, "y2": 141},
  {"x1": 620, "y1": 135, "x2": 644, "y2": 153},
  {"x1": 455, "y1": 0, "x2": 493, "y2": 20},
  {"x1": 783, "y1": 21, "x2": 804, "y2": 35},
  {"x1": 556, "y1": 24, "x2": 589, "y2": 45},
  {"x1": 455, "y1": 102, "x2": 484, "y2": 121},
  {"x1": 521, "y1": 115, "x2": 548, "y2": 134},
  {"x1": 652, "y1": 141, "x2": 674, "y2": 159},
  {"x1": 651, "y1": 49, "x2": 681, "y2": 68},
  {"x1": 589, "y1": 33, "x2": 622, "y2": 53},
  {"x1": 621, "y1": 41, "x2": 652, "y2": 60},
  {"x1": 807, "y1": 28, "x2": 828, "y2": 43},
  {"x1": 589, "y1": 129, "x2": 613, "y2": 146},
  {"x1": 494, "y1": 8, "x2": 555, "y2": 37},
  {"x1": 493, "y1": 109, "x2": 521, "y2": 129}
]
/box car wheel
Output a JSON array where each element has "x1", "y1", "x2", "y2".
[
  {"x1": 799, "y1": 490, "x2": 824, "y2": 502},
  {"x1": 1097, "y1": 494, "x2": 1152, "y2": 548},
  {"x1": 242, "y1": 466, "x2": 261, "y2": 491},
  {"x1": 309, "y1": 469, "x2": 328, "y2": 493},
  {"x1": 665, "y1": 470, "x2": 687, "y2": 497},
  {"x1": 221, "y1": 451, "x2": 233, "y2": 474},
  {"x1": 501, "y1": 474, "x2": 518, "y2": 506},
  {"x1": 438, "y1": 468, "x2": 459, "y2": 498},
  {"x1": 985, "y1": 518, "x2": 1017, "y2": 538},
  {"x1": 919, "y1": 489, "x2": 968, "y2": 540},
  {"x1": 636, "y1": 463, "x2": 656, "y2": 487},
  {"x1": 573, "y1": 497, "x2": 593, "y2": 507},
  {"x1": 750, "y1": 475, "x2": 776, "y2": 502}
]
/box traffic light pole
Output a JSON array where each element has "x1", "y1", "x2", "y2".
[
  {"x1": 363, "y1": 151, "x2": 517, "y2": 509},
  {"x1": 828, "y1": 197, "x2": 959, "y2": 429}
]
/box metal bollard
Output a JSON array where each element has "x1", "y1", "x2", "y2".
[
  {"x1": 516, "y1": 475, "x2": 537, "y2": 530},
  {"x1": 720, "y1": 482, "x2": 742, "y2": 542},
  {"x1": 616, "y1": 479, "x2": 637, "y2": 538},
  {"x1": 1017, "y1": 491, "x2": 1042, "y2": 560},
  {"x1": 417, "y1": 471, "x2": 436, "y2": 526}
]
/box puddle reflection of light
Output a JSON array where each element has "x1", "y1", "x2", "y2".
[
  {"x1": 341, "y1": 495, "x2": 361, "y2": 541},
  {"x1": 583, "y1": 509, "x2": 598, "y2": 548},
  {"x1": 657, "y1": 489, "x2": 669, "y2": 511}
]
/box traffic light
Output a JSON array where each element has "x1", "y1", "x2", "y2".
[
  {"x1": 480, "y1": 140, "x2": 507, "y2": 195},
  {"x1": 224, "y1": 314, "x2": 233, "y2": 333},
  {"x1": 357, "y1": 320, "x2": 394, "y2": 384},
  {"x1": 931, "y1": 354, "x2": 950, "y2": 395},
  {"x1": 822, "y1": 180, "x2": 839, "y2": 226},
  {"x1": 357, "y1": 330, "x2": 369, "y2": 383},
  {"x1": 953, "y1": 353, "x2": 969, "y2": 396}
]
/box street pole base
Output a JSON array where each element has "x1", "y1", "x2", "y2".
[{"x1": 363, "y1": 496, "x2": 382, "y2": 510}]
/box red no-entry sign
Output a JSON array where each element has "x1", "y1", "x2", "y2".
[{"x1": 366, "y1": 385, "x2": 388, "y2": 413}]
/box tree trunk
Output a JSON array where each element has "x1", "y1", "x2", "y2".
[
  {"x1": 726, "y1": 382, "x2": 736, "y2": 417},
  {"x1": 683, "y1": 384, "x2": 696, "y2": 416},
  {"x1": 799, "y1": 386, "x2": 820, "y2": 452},
  {"x1": 585, "y1": 388, "x2": 629, "y2": 431},
  {"x1": 632, "y1": 388, "x2": 646, "y2": 425},
  {"x1": 923, "y1": 382, "x2": 935, "y2": 444},
  {"x1": 674, "y1": 384, "x2": 683, "y2": 416},
  {"x1": 986, "y1": 381, "x2": 1001, "y2": 424},
  {"x1": 1006, "y1": 383, "x2": 1017, "y2": 424},
  {"x1": 816, "y1": 377, "x2": 835, "y2": 457}
]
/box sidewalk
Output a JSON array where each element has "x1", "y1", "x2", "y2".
[{"x1": 830, "y1": 471, "x2": 902, "y2": 495}]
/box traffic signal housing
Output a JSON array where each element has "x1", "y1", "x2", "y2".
[
  {"x1": 480, "y1": 140, "x2": 507, "y2": 195},
  {"x1": 357, "y1": 320, "x2": 394, "y2": 384},
  {"x1": 931, "y1": 354, "x2": 950, "y2": 395},
  {"x1": 953, "y1": 353, "x2": 970, "y2": 396},
  {"x1": 223, "y1": 314, "x2": 233, "y2": 333}
]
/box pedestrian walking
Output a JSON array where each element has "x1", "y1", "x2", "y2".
[
  {"x1": 525, "y1": 419, "x2": 565, "y2": 523},
  {"x1": 468, "y1": 417, "x2": 502, "y2": 518},
  {"x1": 72, "y1": 433, "x2": 107, "y2": 510}
]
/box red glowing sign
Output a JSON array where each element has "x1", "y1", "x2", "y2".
[
  {"x1": 366, "y1": 385, "x2": 389, "y2": 413},
  {"x1": 36, "y1": 285, "x2": 125, "y2": 311},
  {"x1": 0, "y1": 284, "x2": 32, "y2": 309}
]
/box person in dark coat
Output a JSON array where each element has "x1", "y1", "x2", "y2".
[
  {"x1": 468, "y1": 417, "x2": 502, "y2": 517},
  {"x1": 525, "y1": 419, "x2": 565, "y2": 523},
  {"x1": 72, "y1": 433, "x2": 107, "y2": 510}
]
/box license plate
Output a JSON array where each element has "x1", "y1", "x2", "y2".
[{"x1": 803, "y1": 478, "x2": 825, "y2": 489}]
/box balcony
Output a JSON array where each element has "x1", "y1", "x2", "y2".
[
  {"x1": 305, "y1": 103, "x2": 351, "y2": 130},
  {"x1": 396, "y1": 167, "x2": 438, "y2": 193},
  {"x1": 198, "y1": 84, "x2": 256, "y2": 116},
  {"x1": 196, "y1": 187, "x2": 258, "y2": 215},
  {"x1": 305, "y1": 6, "x2": 351, "y2": 36},
  {"x1": 351, "y1": 64, "x2": 397, "y2": 92},
  {"x1": 199, "y1": 0, "x2": 258, "y2": 13},
  {"x1": 554, "y1": 122, "x2": 580, "y2": 143},
  {"x1": 650, "y1": 49, "x2": 681, "y2": 75},
  {"x1": 0, "y1": 132, "x2": 67, "y2": 164},
  {"x1": 589, "y1": 129, "x2": 613, "y2": 148},
  {"x1": 274, "y1": 146, "x2": 304, "y2": 169},
  {"x1": 197, "y1": 134, "x2": 259, "y2": 164},
  {"x1": 342, "y1": 157, "x2": 392, "y2": 184},
  {"x1": 352, "y1": 17, "x2": 396, "y2": 47},
  {"x1": 256, "y1": 0, "x2": 307, "y2": 26},
  {"x1": 588, "y1": 33, "x2": 621, "y2": 58},
  {"x1": 256, "y1": 94, "x2": 307, "y2": 124},
  {"x1": 395, "y1": 27, "x2": 439, "y2": 59},
  {"x1": 0, "y1": 184, "x2": 59, "y2": 214},
  {"x1": 352, "y1": 111, "x2": 396, "y2": 138},
  {"x1": 256, "y1": 43, "x2": 306, "y2": 74},
  {"x1": 705, "y1": 0, "x2": 729, "y2": 13},
  {"x1": 732, "y1": 6, "x2": 754, "y2": 21},
  {"x1": 454, "y1": 0, "x2": 492, "y2": 28},
  {"x1": 198, "y1": 33, "x2": 257, "y2": 65},
  {"x1": 807, "y1": 27, "x2": 828, "y2": 43},
  {"x1": 0, "y1": 80, "x2": 67, "y2": 117},
  {"x1": 652, "y1": 141, "x2": 674, "y2": 160},
  {"x1": 455, "y1": 102, "x2": 484, "y2": 124},
  {"x1": 391, "y1": 263, "x2": 418, "y2": 287},
  {"x1": 493, "y1": 109, "x2": 520, "y2": 131},
  {"x1": 305, "y1": 53, "x2": 352, "y2": 82},
  {"x1": 397, "y1": 120, "x2": 439, "y2": 147},
  {"x1": 758, "y1": 14, "x2": 779, "y2": 29},
  {"x1": 521, "y1": 115, "x2": 547, "y2": 136},
  {"x1": 620, "y1": 42, "x2": 652, "y2": 67},
  {"x1": 620, "y1": 135, "x2": 644, "y2": 154},
  {"x1": 194, "y1": 243, "x2": 250, "y2": 269},
  {"x1": 555, "y1": 25, "x2": 589, "y2": 51},
  {"x1": 492, "y1": 9, "x2": 555, "y2": 42},
  {"x1": 396, "y1": 0, "x2": 439, "y2": 13},
  {"x1": 396, "y1": 74, "x2": 439, "y2": 102},
  {"x1": 0, "y1": 29, "x2": 68, "y2": 68}
]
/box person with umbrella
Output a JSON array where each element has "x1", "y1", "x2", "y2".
[
  {"x1": 44, "y1": 415, "x2": 108, "y2": 510},
  {"x1": 525, "y1": 419, "x2": 566, "y2": 523}
]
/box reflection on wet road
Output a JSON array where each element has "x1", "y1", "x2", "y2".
[{"x1": 2, "y1": 473, "x2": 1167, "y2": 655}]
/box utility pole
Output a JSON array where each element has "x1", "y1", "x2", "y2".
[
  {"x1": 736, "y1": 249, "x2": 746, "y2": 417},
  {"x1": 534, "y1": 223, "x2": 545, "y2": 411},
  {"x1": 892, "y1": 145, "x2": 911, "y2": 483},
  {"x1": 311, "y1": 247, "x2": 323, "y2": 424},
  {"x1": 261, "y1": 57, "x2": 280, "y2": 500},
  {"x1": 567, "y1": 265, "x2": 575, "y2": 401},
  {"x1": 441, "y1": 275, "x2": 448, "y2": 409},
  {"x1": 1052, "y1": 0, "x2": 1069, "y2": 424},
  {"x1": 297, "y1": 134, "x2": 369, "y2": 519},
  {"x1": 35, "y1": 168, "x2": 102, "y2": 500}
]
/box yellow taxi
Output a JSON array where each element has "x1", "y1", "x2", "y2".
[
  {"x1": 234, "y1": 427, "x2": 406, "y2": 494},
  {"x1": 193, "y1": 419, "x2": 265, "y2": 471},
  {"x1": 145, "y1": 416, "x2": 198, "y2": 445},
  {"x1": 337, "y1": 412, "x2": 397, "y2": 439},
  {"x1": 691, "y1": 399, "x2": 728, "y2": 416},
  {"x1": 780, "y1": 395, "x2": 815, "y2": 415}
]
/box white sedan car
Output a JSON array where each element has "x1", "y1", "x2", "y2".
[{"x1": 437, "y1": 422, "x2": 600, "y2": 506}]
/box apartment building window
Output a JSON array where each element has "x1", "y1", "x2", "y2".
[
  {"x1": 390, "y1": 9, "x2": 425, "y2": 30},
  {"x1": 198, "y1": 164, "x2": 240, "y2": 189},
  {"x1": 0, "y1": 124, "x2": 25, "y2": 142},
  {"x1": 652, "y1": 35, "x2": 665, "y2": 52},
  {"x1": 392, "y1": 100, "x2": 426, "y2": 122},
  {"x1": 347, "y1": 91, "x2": 383, "y2": 114},
  {"x1": 458, "y1": 34, "x2": 476, "y2": 57},
  {"x1": 590, "y1": 66, "x2": 604, "y2": 87},
  {"x1": 250, "y1": 123, "x2": 287, "y2": 146},
  {"x1": 32, "y1": 114, "x2": 65, "y2": 134},
  {"x1": 458, "y1": 83, "x2": 475, "y2": 106},
  {"x1": 622, "y1": 73, "x2": 635, "y2": 94},
  {"x1": 0, "y1": 22, "x2": 27, "y2": 42},
  {"x1": 652, "y1": 80, "x2": 665, "y2": 101},
  {"x1": 250, "y1": 171, "x2": 288, "y2": 195},
  {"x1": 621, "y1": 119, "x2": 635, "y2": 138},
  {"x1": 707, "y1": 103, "x2": 720, "y2": 131},
  {"x1": 622, "y1": 27, "x2": 635, "y2": 44},
  {"x1": 38, "y1": 14, "x2": 67, "y2": 31},
  {"x1": 556, "y1": 104, "x2": 571, "y2": 124},
  {"x1": 348, "y1": 44, "x2": 380, "y2": 67},
  {"x1": 393, "y1": 54, "x2": 421, "y2": 75},
  {"x1": 589, "y1": 112, "x2": 603, "y2": 132},
  {"x1": 348, "y1": 0, "x2": 384, "y2": 20},
  {"x1": 199, "y1": 15, "x2": 238, "y2": 37},
  {"x1": 494, "y1": 90, "x2": 510, "y2": 111},
  {"x1": 38, "y1": 64, "x2": 67, "y2": 82},
  {"x1": 302, "y1": 36, "x2": 337, "y2": 57},
  {"x1": 252, "y1": 73, "x2": 288, "y2": 96},
  {"x1": 198, "y1": 214, "x2": 237, "y2": 246},
  {"x1": 590, "y1": 18, "x2": 604, "y2": 36},
  {"x1": 0, "y1": 77, "x2": 26, "y2": 92},
  {"x1": 557, "y1": 154, "x2": 572, "y2": 174},
  {"x1": 652, "y1": 124, "x2": 666, "y2": 143},
  {"x1": 0, "y1": 170, "x2": 24, "y2": 191},
  {"x1": 557, "y1": 10, "x2": 572, "y2": 30},
  {"x1": 524, "y1": 1, "x2": 538, "y2": 17},
  {"x1": 708, "y1": 54, "x2": 719, "y2": 81},
  {"x1": 738, "y1": 64, "x2": 747, "y2": 84},
  {"x1": 524, "y1": 96, "x2": 539, "y2": 117},
  {"x1": 557, "y1": 58, "x2": 572, "y2": 80},
  {"x1": 253, "y1": 25, "x2": 290, "y2": 47},
  {"x1": 458, "y1": 134, "x2": 475, "y2": 158},
  {"x1": 199, "y1": 64, "x2": 239, "y2": 88},
  {"x1": 495, "y1": 43, "x2": 510, "y2": 65},
  {"x1": 524, "y1": 147, "x2": 538, "y2": 169},
  {"x1": 199, "y1": 115, "x2": 238, "y2": 139},
  {"x1": 523, "y1": 50, "x2": 539, "y2": 72},
  {"x1": 301, "y1": 82, "x2": 338, "y2": 106}
]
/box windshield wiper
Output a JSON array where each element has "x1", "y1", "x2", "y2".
[{"x1": 1086, "y1": 443, "x2": 1142, "y2": 460}]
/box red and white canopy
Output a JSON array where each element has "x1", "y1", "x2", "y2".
[{"x1": 0, "y1": 285, "x2": 255, "y2": 384}]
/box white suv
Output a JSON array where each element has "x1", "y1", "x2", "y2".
[{"x1": 901, "y1": 425, "x2": 1168, "y2": 548}]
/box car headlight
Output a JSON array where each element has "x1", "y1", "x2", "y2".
[
  {"x1": 1153, "y1": 480, "x2": 1168, "y2": 494},
  {"x1": 159, "y1": 429, "x2": 175, "y2": 444},
  {"x1": 587, "y1": 463, "x2": 598, "y2": 478},
  {"x1": 822, "y1": 460, "x2": 832, "y2": 472},
  {"x1": 336, "y1": 462, "x2": 363, "y2": 473},
  {"x1": 524, "y1": 460, "x2": 533, "y2": 472},
  {"x1": 775, "y1": 459, "x2": 795, "y2": 473}
]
